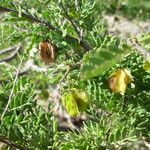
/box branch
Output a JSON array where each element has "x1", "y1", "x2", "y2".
[
  {"x1": 0, "y1": 6, "x2": 56, "y2": 30},
  {"x1": 18, "y1": 59, "x2": 47, "y2": 76},
  {"x1": 0, "y1": 135, "x2": 28, "y2": 150},
  {"x1": 60, "y1": 2, "x2": 82, "y2": 40},
  {"x1": 58, "y1": 62, "x2": 81, "y2": 85},
  {"x1": 0, "y1": 44, "x2": 18, "y2": 55},
  {"x1": 0, "y1": 5, "x2": 92, "y2": 51},
  {"x1": 0, "y1": 43, "x2": 22, "y2": 62},
  {"x1": 1, "y1": 57, "x2": 23, "y2": 120}
]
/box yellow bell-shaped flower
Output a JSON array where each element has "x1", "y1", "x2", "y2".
[
  {"x1": 61, "y1": 89, "x2": 90, "y2": 117},
  {"x1": 143, "y1": 60, "x2": 150, "y2": 71},
  {"x1": 108, "y1": 69, "x2": 133, "y2": 93}
]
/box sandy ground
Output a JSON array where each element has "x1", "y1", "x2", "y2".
[{"x1": 104, "y1": 15, "x2": 150, "y2": 39}]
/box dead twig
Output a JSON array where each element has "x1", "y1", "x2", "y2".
[
  {"x1": 0, "y1": 43, "x2": 22, "y2": 62},
  {"x1": 1, "y1": 55, "x2": 23, "y2": 120},
  {"x1": 18, "y1": 59, "x2": 47, "y2": 76},
  {"x1": 0, "y1": 44, "x2": 19, "y2": 55}
]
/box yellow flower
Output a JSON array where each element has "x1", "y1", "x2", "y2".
[
  {"x1": 143, "y1": 60, "x2": 150, "y2": 71},
  {"x1": 62, "y1": 89, "x2": 90, "y2": 117},
  {"x1": 108, "y1": 69, "x2": 133, "y2": 93}
]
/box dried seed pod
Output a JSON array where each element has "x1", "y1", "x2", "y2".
[{"x1": 39, "y1": 40, "x2": 55, "y2": 64}]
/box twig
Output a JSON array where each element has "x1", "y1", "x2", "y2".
[
  {"x1": 140, "y1": 132, "x2": 150, "y2": 149},
  {"x1": 53, "y1": 63, "x2": 81, "y2": 130},
  {"x1": 13, "y1": 25, "x2": 31, "y2": 32},
  {"x1": 129, "y1": 38, "x2": 150, "y2": 60},
  {"x1": 0, "y1": 134, "x2": 28, "y2": 150},
  {"x1": 74, "y1": 0, "x2": 80, "y2": 11},
  {"x1": 18, "y1": 59, "x2": 47, "y2": 76},
  {"x1": 0, "y1": 43, "x2": 22, "y2": 62},
  {"x1": 60, "y1": 2, "x2": 82, "y2": 40},
  {"x1": 13, "y1": 25, "x2": 42, "y2": 36},
  {"x1": 58, "y1": 62, "x2": 81, "y2": 85},
  {"x1": 0, "y1": 44, "x2": 19, "y2": 55},
  {"x1": 0, "y1": 5, "x2": 91, "y2": 51},
  {"x1": 6, "y1": 102, "x2": 32, "y2": 115},
  {"x1": 1, "y1": 55, "x2": 23, "y2": 120},
  {"x1": 59, "y1": 65, "x2": 71, "y2": 84},
  {"x1": 0, "y1": 6, "x2": 56, "y2": 30}
]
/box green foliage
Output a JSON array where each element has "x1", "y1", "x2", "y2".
[
  {"x1": 96, "y1": 0, "x2": 150, "y2": 20},
  {"x1": 0, "y1": 69, "x2": 57, "y2": 149},
  {"x1": 0, "y1": 0, "x2": 150, "y2": 150},
  {"x1": 81, "y1": 36, "x2": 129, "y2": 79},
  {"x1": 58, "y1": 51, "x2": 150, "y2": 149}
]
